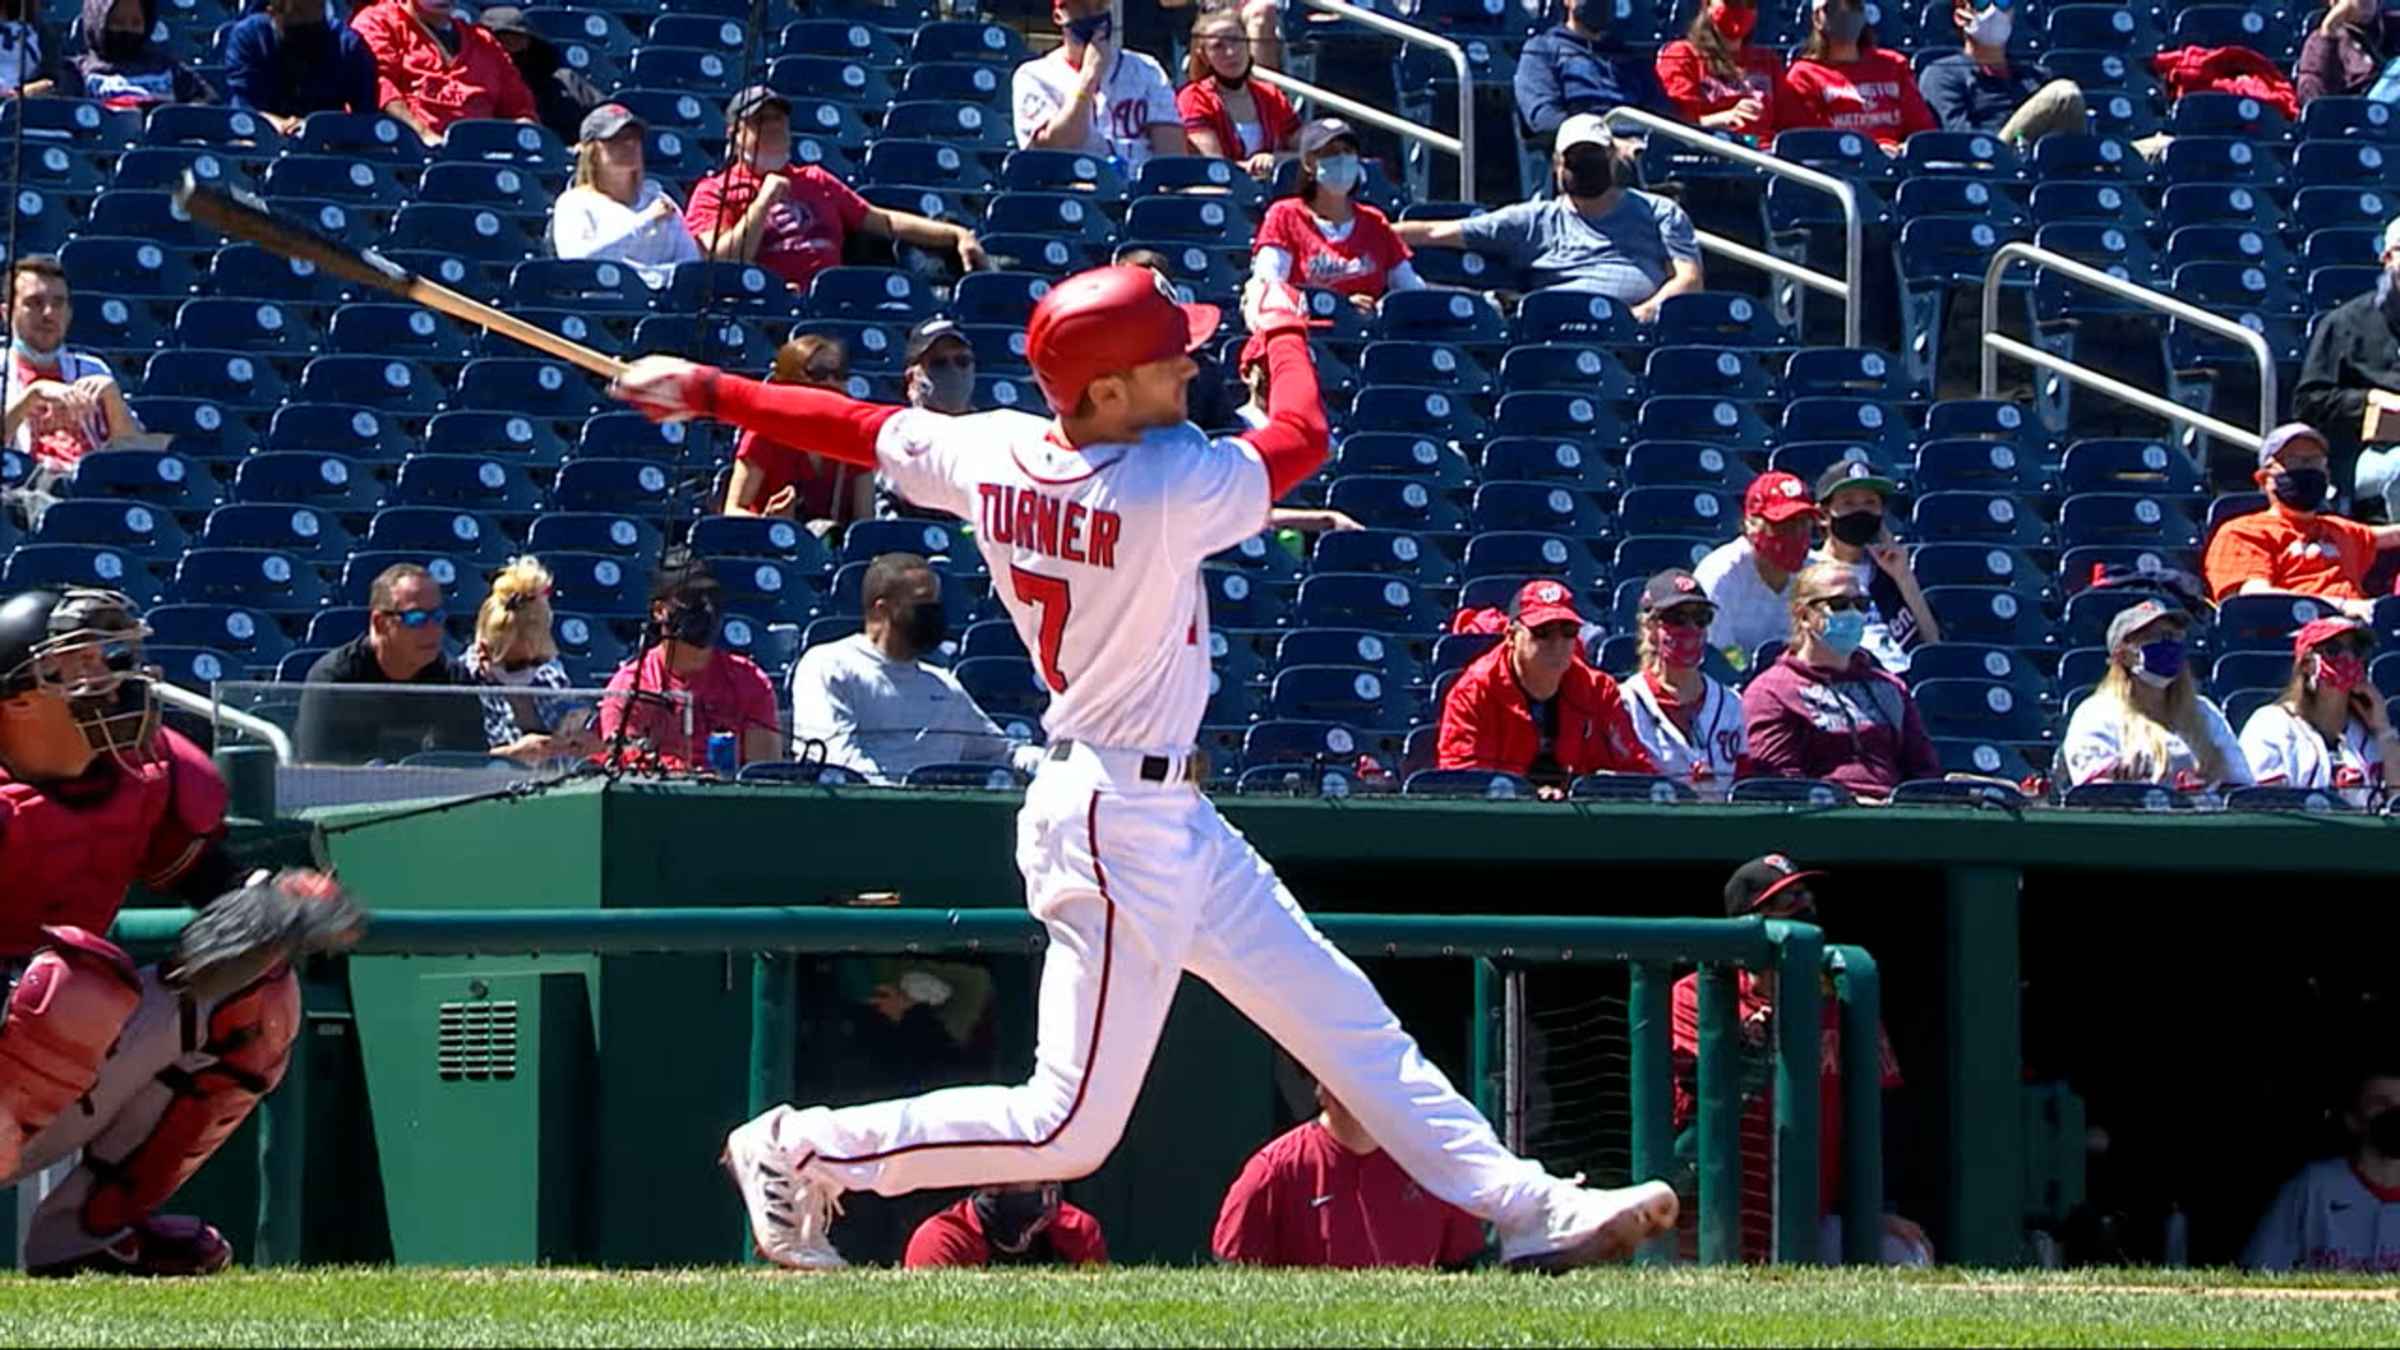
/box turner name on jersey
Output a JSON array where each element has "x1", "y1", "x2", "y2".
[{"x1": 976, "y1": 483, "x2": 1124, "y2": 569}]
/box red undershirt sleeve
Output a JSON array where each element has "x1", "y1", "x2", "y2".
[
  {"x1": 702, "y1": 370, "x2": 902, "y2": 471},
  {"x1": 1239, "y1": 331, "x2": 1330, "y2": 499}
]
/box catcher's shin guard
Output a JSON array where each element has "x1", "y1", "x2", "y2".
[
  {"x1": 0, "y1": 927, "x2": 143, "y2": 1179},
  {"x1": 81, "y1": 965, "x2": 298, "y2": 1234}
]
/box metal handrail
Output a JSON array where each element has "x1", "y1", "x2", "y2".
[
  {"x1": 1980, "y1": 241, "x2": 2273, "y2": 453},
  {"x1": 1602, "y1": 108, "x2": 1864, "y2": 347},
  {"x1": 1281, "y1": 0, "x2": 1474, "y2": 196},
  {"x1": 1252, "y1": 66, "x2": 1464, "y2": 174},
  {"x1": 156, "y1": 681, "x2": 293, "y2": 765}
]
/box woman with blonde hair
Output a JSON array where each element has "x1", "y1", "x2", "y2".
[
  {"x1": 2058, "y1": 600, "x2": 2252, "y2": 791},
  {"x1": 2238, "y1": 615, "x2": 2398, "y2": 807},
  {"x1": 466, "y1": 556, "x2": 597, "y2": 766},
  {"x1": 1619, "y1": 568, "x2": 1745, "y2": 797},
  {"x1": 548, "y1": 102, "x2": 700, "y2": 288},
  {"x1": 1175, "y1": 6, "x2": 1299, "y2": 179}
]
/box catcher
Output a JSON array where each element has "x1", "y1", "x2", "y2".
[{"x1": 0, "y1": 587, "x2": 362, "y2": 1276}]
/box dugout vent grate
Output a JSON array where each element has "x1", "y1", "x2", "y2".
[{"x1": 436, "y1": 1000, "x2": 520, "y2": 1081}]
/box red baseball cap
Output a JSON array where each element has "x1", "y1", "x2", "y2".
[
  {"x1": 1743, "y1": 471, "x2": 1814, "y2": 522},
  {"x1": 2293, "y1": 614, "x2": 2369, "y2": 658},
  {"x1": 1510, "y1": 578, "x2": 1582, "y2": 629}
]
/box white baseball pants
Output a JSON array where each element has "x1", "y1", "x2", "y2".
[{"x1": 749, "y1": 742, "x2": 1573, "y2": 1240}]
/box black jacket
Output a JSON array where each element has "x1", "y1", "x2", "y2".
[
  {"x1": 294, "y1": 634, "x2": 485, "y2": 764},
  {"x1": 2294, "y1": 285, "x2": 2400, "y2": 483}
]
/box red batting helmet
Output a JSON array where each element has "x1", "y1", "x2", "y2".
[{"x1": 1024, "y1": 265, "x2": 1221, "y2": 414}]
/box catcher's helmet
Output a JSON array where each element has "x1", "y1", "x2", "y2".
[
  {"x1": 0, "y1": 587, "x2": 160, "y2": 761},
  {"x1": 1024, "y1": 265, "x2": 1221, "y2": 414}
]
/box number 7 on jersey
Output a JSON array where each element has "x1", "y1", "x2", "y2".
[{"x1": 1011, "y1": 565, "x2": 1072, "y2": 693}]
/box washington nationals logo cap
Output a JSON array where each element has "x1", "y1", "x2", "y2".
[
  {"x1": 1724, "y1": 853, "x2": 1826, "y2": 917},
  {"x1": 1508, "y1": 579, "x2": 1582, "y2": 630},
  {"x1": 1743, "y1": 472, "x2": 1814, "y2": 522}
]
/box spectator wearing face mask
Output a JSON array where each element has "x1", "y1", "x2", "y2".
[
  {"x1": 75, "y1": 0, "x2": 213, "y2": 107},
  {"x1": 789, "y1": 552, "x2": 1033, "y2": 783},
  {"x1": 2242, "y1": 1063, "x2": 2400, "y2": 1273},
  {"x1": 464, "y1": 556, "x2": 598, "y2": 768},
  {"x1": 2057, "y1": 599, "x2": 2252, "y2": 792},
  {"x1": 1013, "y1": 0, "x2": 1186, "y2": 174},
  {"x1": 476, "y1": 5, "x2": 605, "y2": 148},
  {"x1": 907, "y1": 1182, "x2": 1109, "y2": 1268},
  {"x1": 1212, "y1": 1067, "x2": 1487, "y2": 1268},
  {"x1": 1778, "y1": 0, "x2": 1936, "y2": 153},
  {"x1": 222, "y1": 0, "x2": 379, "y2": 133},
  {"x1": 1619, "y1": 569, "x2": 1745, "y2": 798},
  {"x1": 687, "y1": 87, "x2": 985, "y2": 296},
  {"x1": 1737, "y1": 563, "x2": 1940, "y2": 799},
  {"x1": 1251, "y1": 119, "x2": 1424, "y2": 318},
  {"x1": 350, "y1": 0, "x2": 532, "y2": 146},
  {"x1": 1394, "y1": 114, "x2": 1703, "y2": 320},
  {"x1": 1656, "y1": 0, "x2": 1787, "y2": 145},
  {"x1": 873, "y1": 317, "x2": 980, "y2": 524},
  {"x1": 2204, "y1": 423, "x2": 2400, "y2": 621},
  {"x1": 1178, "y1": 7, "x2": 1298, "y2": 180},
  {"x1": 1514, "y1": 0, "x2": 1680, "y2": 147},
  {"x1": 2237, "y1": 616, "x2": 2398, "y2": 807},
  {"x1": 2303, "y1": 219, "x2": 2400, "y2": 517},
  {"x1": 596, "y1": 550, "x2": 781, "y2": 772},
  {"x1": 1693, "y1": 471, "x2": 1814, "y2": 672},
  {"x1": 0, "y1": 0, "x2": 72, "y2": 98},
  {"x1": 1435, "y1": 578, "x2": 1659, "y2": 798},
  {"x1": 1807, "y1": 461, "x2": 1939, "y2": 674},
  {"x1": 1916, "y1": 0, "x2": 2086, "y2": 147},
  {"x1": 722, "y1": 336, "x2": 871, "y2": 530},
  {"x1": 2297, "y1": 0, "x2": 2400, "y2": 106}
]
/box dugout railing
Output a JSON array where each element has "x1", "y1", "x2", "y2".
[{"x1": 103, "y1": 907, "x2": 1882, "y2": 1268}]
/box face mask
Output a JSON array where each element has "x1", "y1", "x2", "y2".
[
  {"x1": 10, "y1": 334, "x2": 60, "y2": 365},
  {"x1": 1963, "y1": 5, "x2": 2011, "y2": 46},
  {"x1": 973, "y1": 1187, "x2": 1056, "y2": 1253},
  {"x1": 1570, "y1": 0, "x2": 1610, "y2": 34},
  {"x1": 99, "y1": 27, "x2": 146, "y2": 60},
  {"x1": 2315, "y1": 650, "x2": 2369, "y2": 694},
  {"x1": 1064, "y1": 11, "x2": 1111, "y2": 45},
  {"x1": 914, "y1": 363, "x2": 974, "y2": 413},
  {"x1": 2369, "y1": 1107, "x2": 2400, "y2": 1159},
  {"x1": 1314, "y1": 154, "x2": 1363, "y2": 194},
  {"x1": 2271, "y1": 466, "x2": 2330, "y2": 512},
  {"x1": 893, "y1": 601, "x2": 948, "y2": 657},
  {"x1": 1752, "y1": 524, "x2": 1810, "y2": 573},
  {"x1": 663, "y1": 597, "x2": 721, "y2": 648},
  {"x1": 1709, "y1": 0, "x2": 1756, "y2": 40},
  {"x1": 747, "y1": 144, "x2": 791, "y2": 174},
  {"x1": 1821, "y1": 3, "x2": 1867, "y2": 42},
  {"x1": 1818, "y1": 607, "x2": 1867, "y2": 660},
  {"x1": 1656, "y1": 624, "x2": 1708, "y2": 669},
  {"x1": 2130, "y1": 638, "x2": 2186, "y2": 687},
  {"x1": 1827, "y1": 509, "x2": 1883, "y2": 547},
  {"x1": 1560, "y1": 148, "x2": 1616, "y2": 198}
]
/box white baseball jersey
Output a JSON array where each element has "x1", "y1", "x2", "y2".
[
  {"x1": 1619, "y1": 672, "x2": 1744, "y2": 798},
  {"x1": 2056, "y1": 690, "x2": 2254, "y2": 789},
  {"x1": 1011, "y1": 48, "x2": 1179, "y2": 172},
  {"x1": 874, "y1": 408, "x2": 1272, "y2": 753},
  {"x1": 2240, "y1": 1158, "x2": 2400, "y2": 1272},
  {"x1": 1692, "y1": 536, "x2": 1791, "y2": 668},
  {"x1": 2237, "y1": 701, "x2": 2383, "y2": 806}
]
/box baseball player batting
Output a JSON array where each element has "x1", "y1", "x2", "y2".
[{"x1": 610, "y1": 267, "x2": 1680, "y2": 1270}]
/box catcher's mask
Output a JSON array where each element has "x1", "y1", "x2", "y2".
[
  {"x1": 0, "y1": 587, "x2": 161, "y2": 770},
  {"x1": 973, "y1": 1181, "x2": 1062, "y2": 1254}
]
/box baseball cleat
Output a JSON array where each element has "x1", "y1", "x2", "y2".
[
  {"x1": 1503, "y1": 1179, "x2": 1681, "y2": 1272},
  {"x1": 721, "y1": 1117, "x2": 848, "y2": 1270},
  {"x1": 27, "y1": 1214, "x2": 232, "y2": 1278}
]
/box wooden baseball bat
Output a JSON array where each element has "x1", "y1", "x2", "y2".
[{"x1": 174, "y1": 172, "x2": 631, "y2": 382}]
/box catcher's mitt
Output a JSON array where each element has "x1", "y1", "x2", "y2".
[{"x1": 162, "y1": 869, "x2": 367, "y2": 1002}]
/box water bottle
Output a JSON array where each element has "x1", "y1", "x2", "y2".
[{"x1": 707, "y1": 731, "x2": 738, "y2": 778}]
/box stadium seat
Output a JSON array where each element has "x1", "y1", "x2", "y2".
[
  {"x1": 1637, "y1": 396, "x2": 1774, "y2": 449},
  {"x1": 171, "y1": 297, "x2": 314, "y2": 355},
  {"x1": 261, "y1": 153, "x2": 407, "y2": 206},
  {"x1": 526, "y1": 512, "x2": 666, "y2": 563},
  {"x1": 391, "y1": 454, "x2": 542, "y2": 515},
  {"x1": 147, "y1": 601, "x2": 295, "y2": 669},
  {"x1": 141, "y1": 104, "x2": 284, "y2": 158},
  {"x1": 662, "y1": 261, "x2": 801, "y2": 318},
  {"x1": 1470, "y1": 481, "x2": 1605, "y2": 536},
  {"x1": 173, "y1": 547, "x2": 325, "y2": 614},
  {"x1": 549, "y1": 458, "x2": 675, "y2": 515},
  {"x1": 296, "y1": 355, "x2": 447, "y2": 416},
  {"x1": 508, "y1": 259, "x2": 652, "y2": 314},
  {"x1": 326, "y1": 303, "x2": 478, "y2": 368},
  {"x1": 3, "y1": 544, "x2": 163, "y2": 607},
  {"x1": 1295, "y1": 572, "x2": 1436, "y2": 632},
  {"x1": 542, "y1": 551, "x2": 650, "y2": 621},
  {"x1": 1913, "y1": 677, "x2": 2048, "y2": 742},
  {"x1": 66, "y1": 450, "x2": 220, "y2": 516},
  {"x1": 364, "y1": 507, "x2": 508, "y2": 566},
  {"x1": 1921, "y1": 585, "x2": 2047, "y2": 646},
  {"x1": 34, "y1": 499, "x2": 190, "y2": 562},
  {"x1": 455, "y1": 358, "x2": 603, "y2": 420},
  {"x1": 1482, "y1": 438, "x2": 1614, "y2": 491},
  {"x1": 1726, "y1": 778, "x2": 1856, "y2": 806},
  {"x1": 142, "y1": 348, "x2": 289, "y2": 410},
  {"x1": 199, "y1": 502, "x2": 357, "y2": 562},
  {"x1": 61, "y1": 235, "x2": 201, "y2": 299},
  {"x1": 1645, "y1": 345, "x2": 1774, "y2": 400},
  {"x1": 439, "y1": 119, "x2": 573, "y2": 172},
  {"x1": 1326, "y1": 476, "x2": 1470, "y2": 533}
]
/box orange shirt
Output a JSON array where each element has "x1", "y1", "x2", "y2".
[{"x1": 2202, "y1": 505, "x2": 2379, "y2": 603}]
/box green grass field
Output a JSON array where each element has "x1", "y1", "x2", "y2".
[{"x1": 0, "y1": 1266, "x2": 2395, "y2": 1347}]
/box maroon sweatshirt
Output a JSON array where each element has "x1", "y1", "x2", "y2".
[{"x1": 1736, "y1": 650, "x2": 1939, "y2": 798}]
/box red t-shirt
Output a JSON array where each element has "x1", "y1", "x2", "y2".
[
  {"x1": 1778, "y1": 48, "x2": 1937, "y2": 147},
  {"x1": 2202, "y1": 505, "x2": 2379, "y2": 603},
  {"x1": 350, "y1": 0, "x2": 536, "y2": 135},
  {"x1": 1212, "y1": 1120, "x2": 1486, "y2": 1267},
  {"x1": 683, "y1": 162, "x2": 872, "y2": 294},
  {"x1": 1654, "y1": 41, "x2": 1791, "y2": 143},
  {"x1": 1176, "y1": 77, "x2": 1301, "y2": 159},
  {"x1": 903, "y1": 1197, "x2": 1109, "y2": 1267},
  {"x1": 595, "y1": 644, "x2": 778, "y2": 769},
  {"x1": 1667, "y1": 969, "x2": 1902, "y2": 1262},
  {"x1": 731, "y1": 428, "x2": 860, "y2": 524},
  {"x1": 1253, "y1": 198, "x2": 1413, "y2": 298}
]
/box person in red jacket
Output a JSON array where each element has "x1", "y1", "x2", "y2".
[
  {"x1": 1736, "y1": 563, "x2": 1940, "y2": 799},
  {"x1": 1655, "y1": 0, "x2": 1790, "y2": 146},
  {"x1": 1435, "y1": 578, "x2": 1659, "y2": 797},
  {"x1": 1177, "y1": 7, "x2": 1300, "y2": 180},
  {"x1": 350, "y1": 0, "x2": 537, "y2": 147},
  {"x1": 903, "y1": 1182, "x2": 1108, "y2": 1268},
  {"x1": 1778, "y1": 0, "x2": 1936, "y2": 152}
]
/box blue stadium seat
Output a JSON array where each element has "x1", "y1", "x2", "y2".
[
  {"x1": 909, "y1": 19, "x2": 1028, "y2": 65},
  {"x1": 418, "y1": 161, "x2": 555, "y2": 217},
  {"x1": 392, "y1": 454, "x2": 542, "y2": 514},
  {"x1": 2057, "y1": 440, "x2": 2206, "y2": 498},
  {"x1": 3, "y1": 544, "x2": 162, "y2": 606},
  {"x1": 61, "y1": 235, "x2": 200, "y2": 299},
  {"x1": 1346, "y1": 385, "x2": 1487, "y2": 441},
  {"x1": 2168, "y1": 92, "x2": 2290, "y2": 143},
  {"x1": 386, "y1": 204, "x2": 537, "y2": 264},
  {"x1": 1307, "y1": 529, "x2": 1447, "y2": 586},
  {"x1": 1913, "y1": 677, "x2": 2048, "y2": 742},
  {"x1": 2292, "y1": 139, "x2": 2400, "y2": 190},
  {"x1": 1295, "y1": 572, "x2": 1435, "y2": 632},
  {"x1": 767, "y1": 53, "x2": 897, "y2": 106},
  {"x1": 860, "y1": 137, "x2": 997, "y2": 195},
  {"x1": 2300, "y1": 97, "x2": 2400, "y2": 144},
  {"x1": 1783, "y1": 346, "x2": 1908, "y2": 400},
  {"x1": 526, "y1": 511, "x2": 666, "y2": 562},
  {"x1": 709, "y1": 557, "x2": 822, "y2": 626},
  {"x1": 261, "y1": 153, "x2": 406, "y2": 205},
  {"x1": 1645, "y1": 345, "x2": 1774, "y2": 400},
  {"x1": 364, "y1": 506, "x2": 509, "y2": 566},
  {"x1": 1913, "y1": 439, "x2": 2035, "y2": 494},
  {"x1": 901, "y1": 60, "x2": 1008, "y2": 109},
  {"x1": 1615, "y1": 487, "x2": 1737, "y2": 538},
  {"x1": 538, "y1": 551, "x2": 649, "y2": 621},
  {"x1": 143, "y1": 349, "x2": 289, "y2": 409},
  {"x1": 88, "y1": 190, "x2": 219, "y2": 253},
  {"x1": 296, "y1": 355, "x2": 446, "y2": 416},
  {"x1": 1241, "y1": 719, "x2": 1368, "y2": 772},
  {"x1": 1376, "y1": 289, "x2": 1509, "y2": 347},
  {"x1": 438, "y1": 118, "x2": 573, "y2": 171},
  {"x1": 0, "y1": 97, "x2": 141, "y2": 153},
  {"x1": 2291, "y1": 185, "x2": 2394, "y2": 234},
  {"x1": 258, "y1": 403, "x2": 402, "y2": 462},
  {"x1": 807, "y1": 266, "x2": 938, "y2": 321},
  {"x1": 578, "y1": 412, "x2": 708, "y2": 464},
  {"x1": 1481, "y1": 438, "x2": 1613, "y2": 491},
  {"x1": 67, "y1": 294, "x2": 168, "y2": 360},
  {"x1": 2061, "y1": 585, "x2": 2184, "y2": 648},
  {"x1": 663, "y1": 261, "x2": 802, "y2": 318},
  {"x1": 1612, "y1": 534, "x2": 1716, "y2": 576},
  {"x1": 1495, "y1": 342, "x2": 1638, "y2": 398},
  {"x1": 1359, "y1": 341, "x2": 1494, "y2": 396},
  {"x1": 550, "y1": 457, "x2": 675, "y2": 515},
  {"x1": 289, "y1": 110, "x2": 427, "y2": 166},
  {"x1": 231, "y1": 451, "x2": 377, "y2": 511},
  {"x1": 1921, "y1": 586, "x2": 2046, "y2": 645},
  {"x1": 1654, "y1": 291, "x2": 1787, "y2": 348},
  {"x1": 2216, "y1": 593, "x2": 2343, "y2": 652},
  {"x1": 1636, "y1": 395, "x2": 1774, "y2": 448},
  {"x1": 689, "y1": 515, "x2": 833, "y2": 572},
  {"x1": 455, "y1": 358, "x2": 603, "y2": 420},
  {"x1": 1781, "y1": 397, "x2": 1909, "y2": 455},
  {"x1": 1898, "y1": 131, "x2": 2023, "y2": 180},
  {"x1": 1493, "y1": 391, "x2": 1628, "y2": 445},
  {"x1": 1201, "y1": 565, "x2": 1290, "y2": 628},
  {"x1": 34, "y1": 498, "x2": 190, "y2": 561},
  {"x1": 199, "y1": 502, "x2": 356, "y2": 562},
  {"x1": 508, "y1": 259, "x2": 652, "y2": 314},
  {"x1": 141, "y1": 104, "x2": 284, "y2": 157},
  {"x1": 1727, "y1": 777, "x2": 1857, "y2": 806},
  {"x1": 1911, "y1": 491, "x2": 2043, "y2": 545},
  {"x1": 1468, "y1": 481, "x2": 1601, "y2": 536},
  {"x1": 171, "y1": 297, "x2": 315, "y2": 355},
  {"x1": 883, "y1": 100, "x2": 1012, "y2": 152},
  {"x1": 335, "y1": 552, "x2": 469, "y2": 608},
  {"x1": 327, "y1": 303, "x2": 476, "y2": 367},
  {"x1": 1623, "y1": 441, "x2": 1750, "y2": 492},
  {"x1": 520, "y1": 6, "x2": 638, "y2": 55},
  {"x1": 173, "y1": 547, "x2": 324, "y2": 614},
  {"x1": 1270, "y1": 664, "x2": 1410, "y2": 731},
  {"x1": 2029, "y1": 133, "x2": 2138, "y2": 181},
  {"x1": 2163, "y1": 223, "x2": 2291, "y2": 277},
  {"x1": 840, "y1": 517, "x2": 969, "y2": 566},
  {"x1": 778, "y1": 17, "x2": 906, "y2": 62},
  {"x1": 147, "y1": 601, "x2": 294, "y2": 668},
  {"x1": 1326, "y1": 475, "x2": 1470, "y2": 533},
  {"x1": 1511, "y1": 288, "x2": 1636, "y2": 347},
  {"x1": 1905, "y1": 642, "x2": 2054, "y2": 708},
  {"x1": 207, "y1": 241, "x2": 349, "y2": 305},
  {"x1": 1461, "y1": 530, "x2": 1599, "y2": 588}
]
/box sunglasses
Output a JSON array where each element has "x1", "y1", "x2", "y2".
[
  {"x1": 1654, "y1": 607, "x2": 1716, "y2": 629},
  {"x1": 1527, "y1": 621, "x2": 1580, "y2": 642},
  {"x1": 1811, "y1": 595, "x2": 1869, "y2": 613},
  {"x1": 379, "y1": 606, "x2": 446, "y2": 629},
  {"x1": 804, "y1": 362, "x2": 848, "y2": 383}
]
